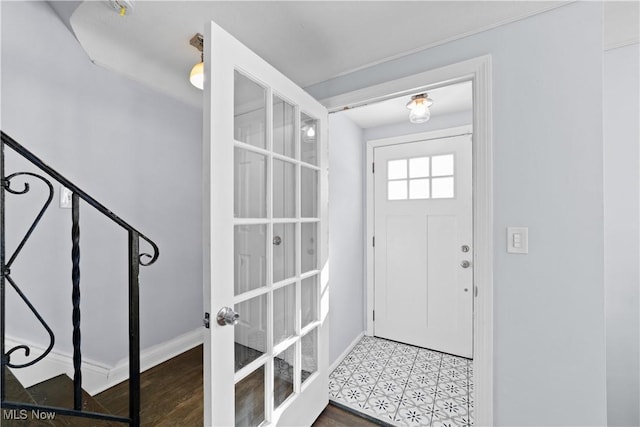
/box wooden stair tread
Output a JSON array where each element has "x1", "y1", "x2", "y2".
[
  {"x1": 4, "y1": 368, "x2": 36, "y2": 404},
  {"x1": 2, "y1": 368, "x2": 53, "y2": 427},
  {"x1": 26, "y1": 374, "x2": 118, "y2": 426}
]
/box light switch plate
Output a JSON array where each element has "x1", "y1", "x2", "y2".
[
  {"x1": 60, "y1": 186, "x2": 72, "y2": 209},
  {"x1": 507, "y1": 227, "x2": 528, "y2": 254}
]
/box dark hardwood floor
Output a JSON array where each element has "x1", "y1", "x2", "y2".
[
  {"x1": 94, "y1": 345, "x2": 377, "y2": 426},
  {"x1": 95, "y1": 346, "x2": 203, "y2": 427},
  {"x1": 312, "y1": 405, "x2": 381, "y2": 427}
]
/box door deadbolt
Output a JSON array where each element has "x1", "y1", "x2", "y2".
[
  {"x1": 461, "y1": 245, "x2": 470, "y2": 253},
  {"x1": 273, "y1": 236, "x2": 282, "y2": 246}
]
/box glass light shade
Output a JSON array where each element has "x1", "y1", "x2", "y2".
[
  {"x1": 407, "y1": 94, "x2": 432, "y2": 124},
  {"x1": 409, "y1": 101, "x2": 430, "y2": 123},
  {"x1": 189, "y1": 61, "x2": 204, "y2": 90},
  {"x1": 306, "y1": 125, "x2": 315, "y2": 138}
]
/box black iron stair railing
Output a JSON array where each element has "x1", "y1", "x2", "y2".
[{"x1": 0, "y1": 131, "x2": 159, "y2": 426}]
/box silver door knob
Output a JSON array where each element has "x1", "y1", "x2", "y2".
[
  {"x1": 460, "y1": 260, "x2": 471, "y2": 268},
  {"x1": 217, "y1": 307, "x2": 240, "y2": 326},
  {"x1": 273, "y1": 236, "x2": 282, "y2": 245}
]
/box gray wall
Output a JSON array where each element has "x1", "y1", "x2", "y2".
[
  {"x1": 327, "y1": 113, "x2": 365, "y2": 365},
  {"x1": 603, "y1": 43, "x2": 640, "y2": 427},
  {"x1": 1, "y1": 1, "x2": 203, "y2": 366},
  {"x1": 309, "y1": 3, "x2": 607, "y2": 425}
]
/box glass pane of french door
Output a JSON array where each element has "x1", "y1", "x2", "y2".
[{"x1": 232, "y1": 70, "x2": 321, "y2": 426}]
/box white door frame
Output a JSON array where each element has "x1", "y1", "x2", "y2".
[{"x1": 321, "y1": 55, "x2": 493, "y2": 426}]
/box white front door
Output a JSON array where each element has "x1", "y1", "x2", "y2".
[
  {"x1": 202, "y1": 21, "x2": 329, "y2": 426},
  {"x1": 373, "y1": 133, "x2": 473, "y2": 358}
]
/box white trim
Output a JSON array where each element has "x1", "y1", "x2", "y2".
[
  {"x1": 368, "y1": 125, "x2": 473, "y2": 148},
  {"x1": 329, "y1": 331, "x2": 366, "y2": 373},
  {"x1": 324, "y1": 55, "x2": 493, "y2": 426},
  {"x1": 6, "y1": 328, "x2": 203, "y2": 396},
  {"x1": 322, "y1": 57, "x2": 482, "y2": 113},
  {"x1": 5, "y1": 335, "x2": 111, "y2": 393},
  {"x1": 103, "y1": 327, "x2": 203, "y2": 395},
  {"x1": 472, "y1": 56, "x2": 494, "y2": 427},
  {"x1": 604, "y1": 38, "x2": 640, "y2": 52}
]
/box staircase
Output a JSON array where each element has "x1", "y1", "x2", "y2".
[
  {"x1": 1, "y1": 131, "x2": 159, "y2": 426},
  {"x1": 4, "y1": 369, "x2": 118, "y2": 426}
]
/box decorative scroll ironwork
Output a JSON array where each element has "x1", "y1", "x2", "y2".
[
  {"x1": 4, "y1": 172, "x2": 54, "y2": 268},
  {"x1": 4, "y1": 275, "x2": 55, "y2": 369},
  {"x1": 1, "y1": 132, "x2": 159, "y2": 268},
  {"x1": 139, "y1": 235, "x2": 159, "y2": 266},
  {"x1": 2, "y1": 172, "x2": 56, "y2": 369},
  {"x1": 1, "y1": 130, "x2": 159, "y2": 426}
]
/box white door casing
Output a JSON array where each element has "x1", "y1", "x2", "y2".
[
  {"x1": 373, "y1": 133, "x2": 473, "y2": 358},
  {"x1": 203, "y1": 20, "x2": 329, "y2": 427}
]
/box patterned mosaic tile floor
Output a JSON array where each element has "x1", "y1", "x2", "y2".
[{"x1": 329, "y1": 336, "x2": 474, "y2": 427}]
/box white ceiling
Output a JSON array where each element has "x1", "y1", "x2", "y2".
[
  {"x1": 54, "y1": 1, "x2": 639, "y2": 127},
  {"x1": 341, "y1": 80, "x2": 473, "y2": 129},
  {"x1": 64, "y1": 1, "x2": 572, "y2": 105}
]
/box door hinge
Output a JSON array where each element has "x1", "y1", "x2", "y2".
[
  {"x1": 373, "y1": 310, "x2": 375, "y2": 321},
  {"x1": 203, "y1": 312, "x2": 210, "y2": 329},
  {"x1": 372, "y1": 162, "x2": 375, "y2": 173},
  {"x1": 475, "y1": 287, "x2": 478, "y2": 297},
  {"x1": 372, "y1": 236, "x2": 375, "y2": 247}
]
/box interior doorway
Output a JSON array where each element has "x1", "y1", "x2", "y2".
[
  {"x1": 335, "y1": 80, "x2": 473, "y2": 356},
  {"x1": 324, "y1": 55, "x2": 493, "y2": 426},
  {"x1": 328, "y1": 82, "x2": 475, "y2": 426}
]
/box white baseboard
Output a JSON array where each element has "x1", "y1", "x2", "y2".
[
  {"x1": 5, "y1": 335, "x2": 111, "y2": 393},
  {"x1": 98, "y1": 328, "x2": 203, "y2": 395},
  {"x1": 329, "y1": 331, "x2": 366, "y2": 373},
  {"x1": 6, "y1": 328, "x2": 203, "y2": 396}
]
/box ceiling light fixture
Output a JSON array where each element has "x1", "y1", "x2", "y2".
[
  {"x1": 406, "y1": 93, "x2": 433, "y2": 124},
  {"x1": 108, "y1": 0, "x2": 134, "y2": 17},
  {"x1": 304, "y1": 124, "x2": 316, "y2": 138},
  {"x1": 189, "y1": 33, "x2": 204, "y2": 90}
]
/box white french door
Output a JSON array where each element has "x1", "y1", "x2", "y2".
[
  {"x1": 373, "y1": 134, "x2": 473, "y2": 358},
  {"x1": 202, "y1": 21, "x2": 328, "y2": 426}
]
